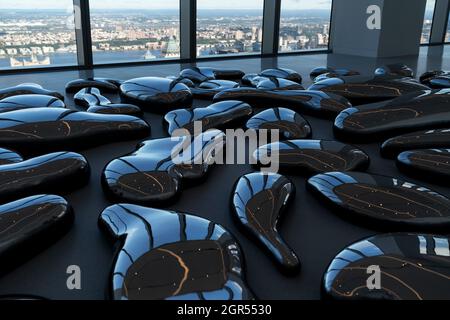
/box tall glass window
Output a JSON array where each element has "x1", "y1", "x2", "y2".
[
  {"x1": 446, "y1": 11, "x2": 450, "y2": 42},
  {"x1": 0, "y1": 0, "x2": 77, "y2": 69},
  {"x1": 197, "y1": 0, "x2": 264, "y2": 57},
  {"x1": 421, "y1": 0, "x2": 436, "y2": 44},
  {"x1": 90, "y1": 0, "x2": 180, "y2": 64},
  {"x1": 279, "y1": 0, "x2": 332, "y2": 52}
]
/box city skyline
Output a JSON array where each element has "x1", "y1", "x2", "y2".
[{"x1": 0, "y1": 0, "x2": 332, "y2": 10}]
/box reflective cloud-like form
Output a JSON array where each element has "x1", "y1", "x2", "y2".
[
  {"x1": 381, "y1": 128, "x2": 450, "y2": 158},
  {"x1": 0, "y1": 194, "x2": 73, "y2": 273},
  {"x1": 120, "y1": 77, "x2": 193, "y2": 113},
  {"x1": 179, "y1": 67, "x2": 245, "y2": 83},
  {"x1": 99, "y1": 204, "x2": 254, "y2": 300},
  {"x1": 308, "y1": 171, "x2": 450, "y2": 230},
  {"x1": 323, "y1": 233, "x2": 450, "y2": 300},
  {"x1": 102, "y1": 130, "x2": 225, "y2": 205},
  {"x1": 0, "y1": 94, "x2": 65, "y2": 113},
  {"x1": 0, "y1": 83, "x2": 64, "y2": 101},
  {"x1": 245, "y1": 108, "x2": 311, "y2": 140},
  {"x1": 397, "y1": 149, "x2": 450, "y2": 185},
  {"x1": 420, "y1": 70, "x2": 450, "y2": 88},
  {"x1": 164, "y1": 101, "x2": 252, "y2": 135},
  {"x1": 74, "y1": 87, "x2": 142, "y2": 116},
  {"x1": 65, "y1": 78, "x2": 123, "y2": 93},
  {"x1": 334, "y1": 89, "x2": 450, "y2": 142},
  {"x1": 309, "y1": 75, "x2": 429, "y2": 105},
  {"x1": 214, "y1": 88, "x2": 351, "y2": 118},
  {"x1": 0, "y1": 108, "x2": 150, "y2": 155},
  {"x1": 254, "y1": 140, "x2": 369, "y2": 175},
  {"x1": 0, "y1": 151, "x2": 90, "y2": 201},
  {"x1": 232, "y1": 172, "x2": 299, "y2": 272}
]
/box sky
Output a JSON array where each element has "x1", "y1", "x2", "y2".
[{"x1": 0, "y1": 0, "x2": 332, "y2": 10}]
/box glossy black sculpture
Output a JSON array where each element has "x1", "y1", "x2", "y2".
[
  {"x1": 65, "y1": 78, "x2": 123, "y2": 93},
  {"x1": 214, "y1": 88, "x2": 352, "y2": 118},
  {"x1": 0, "y1": 195, "x2": 73, "y2": 274},
  {"x1": 323, "y1": 233, "x2": 450, "y2": 300},
  {"x1": 0, "y1": 83, "x2": 64, "y2": 101},
  {"x1": 74, "y1": 87, "x2": 142, "y2": 116},
  {"x1": 334, "y1": 89, "x2": 450, "y2": 142},
  {"x1": 102, "y1": 130, "x2": 225, "y2": 204},
  {"x1": 259, "y1": 68, "x2": 302, "y2": 84},
  {"x1": 0, "y1": 151, "x2": 89, "y2": 201},
  {"x1": 245, "y1": 108, "x2": 311, "y2": 139},
  {"x1": 397, "y1": 149, "x2": 450, "y2": 184},
  {"x1": 420, "y1": 70, "x2": 450, "y2": 88},
  {"x1": 310, "y1": 67, "x2": 360, "y2": 80},
  {"x1": 231, "y1": 172, "x2": 299, "y2": 272},
  {"x1": 308, "y1": 171, "x2": 450, "y2": 230},
  {"x1": 0, "y1": 94, "x2": 65, "y2": 113},
  {"x1": 0, "y1": 148, "x2": 23, "y2": 165},
  {"x1": 120, "y1": 77, "x2": 193, "y2": 112},
  {"x1": 309, "y1": 75, "x2": 429, "y2": 105},
  {"x1": 191, "y1": 80, "x2": 239, "y2": 99},
  {"x1": 0, "y1": 108, "x2": 150, "y2": 155},
  {"x1": 241, "y1": 75, "x2": 304, "y2": 90},
  {"x1": 99, "y1": 204, "x2": 254, "y2": 300},
  {"x1": 381, "y1": 128, "x2": 450, "y2": 158},
  {"x1": 164, "y1": 101, "x2": 252, "y2": 135},
  {"x1": 374, "y1": 63, "x2": 414, "y2": 78},
  {"x1": 166, "y1": 76, "x2": 195, "y2": 88},
  {"x1": 179, "y1": 67, "x2": 245, "y2": 83},
  {"x1": 254, "y1": 140, "x2": 369, "y2": 175}
]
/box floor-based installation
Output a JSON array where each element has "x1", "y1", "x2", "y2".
[{"x1": 1, "y1": 55, "x2": 450, "y2": 300}]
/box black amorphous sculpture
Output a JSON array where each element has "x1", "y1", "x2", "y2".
[
  {"x1": 120, "y1": 77, "x2": 193, "y2": 112},
  {"x1": 74, "y1": 87, "x2": 142, "y2": 116},
  {"x1": 420, "y1": 70, "x2": 450, "y2": 88},
  {"x1": 102, "y1": 130, "x2": 225, "y2": 205},
  {"x1": 374, "y1": 63, "x2": 414, "y2": 78},
  {"x1": 254, "y1": 140, "x2": 369, "y2": 175},
  {"x1": 65, "y1": 78, "x2": 123, "y2": 93},
  {"x1": 191, "y1": 80, "x2": 239, "y2": 99},
  {"x1": 323, "y1": 233, "x2": 450, "y2": 300},
  {"x1": 0, "y1": 83, "x2": 64, "y2": 101},
  {"x1": 166, "y1": 76, "x2": 195, "y2": 88},
  {"x1": 0, "y1": 151, "x2": 89, "y2": 201},
  {"x1": 334, "y1": 89, "x2": 450, "y2": 142},
  {"x1": 0, "y1": 94, "x2": 65, "y2": 113},
  {"x1": 0, "y1": 195, "x2": 73, "y2": 273},
  {"x1": 179, "y1": 67, "x2": 245, "y2": 83},
  {"x1": 308, "y1": 171, "x2": 450, "y2": 230},
  {"x1": 241, "y1": 75, "x2": 304, "y2": 90},
  {"x1": 99, "y1": 204, "x2": 254, "y2": 300},
  {"x1": 259, "y1": 68, "x2": 302, "y2": 84},
  {"x1": 310, "y1": 67, "x2": 360, "y2": 80},
  {"x1": 381, "y1": 128, "x2": 450, "y2": 158},
  {"x1": 214, "y1": 88, "x2": 352, "y2": 118},
  {"x1": 164, "y1": 101, "x2": 252, "y2": 135},
  {"x1": 245, "y1": 108, "x2": 311, "y2": 139},
  {"x1": 309, "y1": 75, "x2": 429, "y2": 105},
  {"x1": 0, "y1": 148, "x2": 23, "y2": 165},
  {"x1": 231, "y1": 172, "x2": 299, "y2": 272},
  {"x1": 0, "y1": 108, "x2": 150, "y2": 155},
  {"x1": 397, "y1": 149, "x2": 450, "y2": 184}
]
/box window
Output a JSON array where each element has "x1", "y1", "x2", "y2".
[
  {"x1": 446, "y1": 11, "x2": 450, "y2": 42},
  {"x1": 421, "y1": 0, "x2": 436, "y2": 44},
  {"x1": 279, "y1": 0, "x2": 332, "y2": 52},
  {"x1": 197, "y1": 0, "x2": 264, "y2": 57},
  {"x1": 89, "y1": 0, "x2": 180, "y2": 64},
  {"x1": 0, "y1": 0, "x2": 77, "y2": 69}
]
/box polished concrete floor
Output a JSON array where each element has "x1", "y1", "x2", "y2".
[{"x1": 0, "y1": 46, "x2": 449, "y2": 300}]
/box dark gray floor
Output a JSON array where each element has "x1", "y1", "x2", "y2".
[{"x1": 0, "y1": 46, "x2": 449, "y2": 300}]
